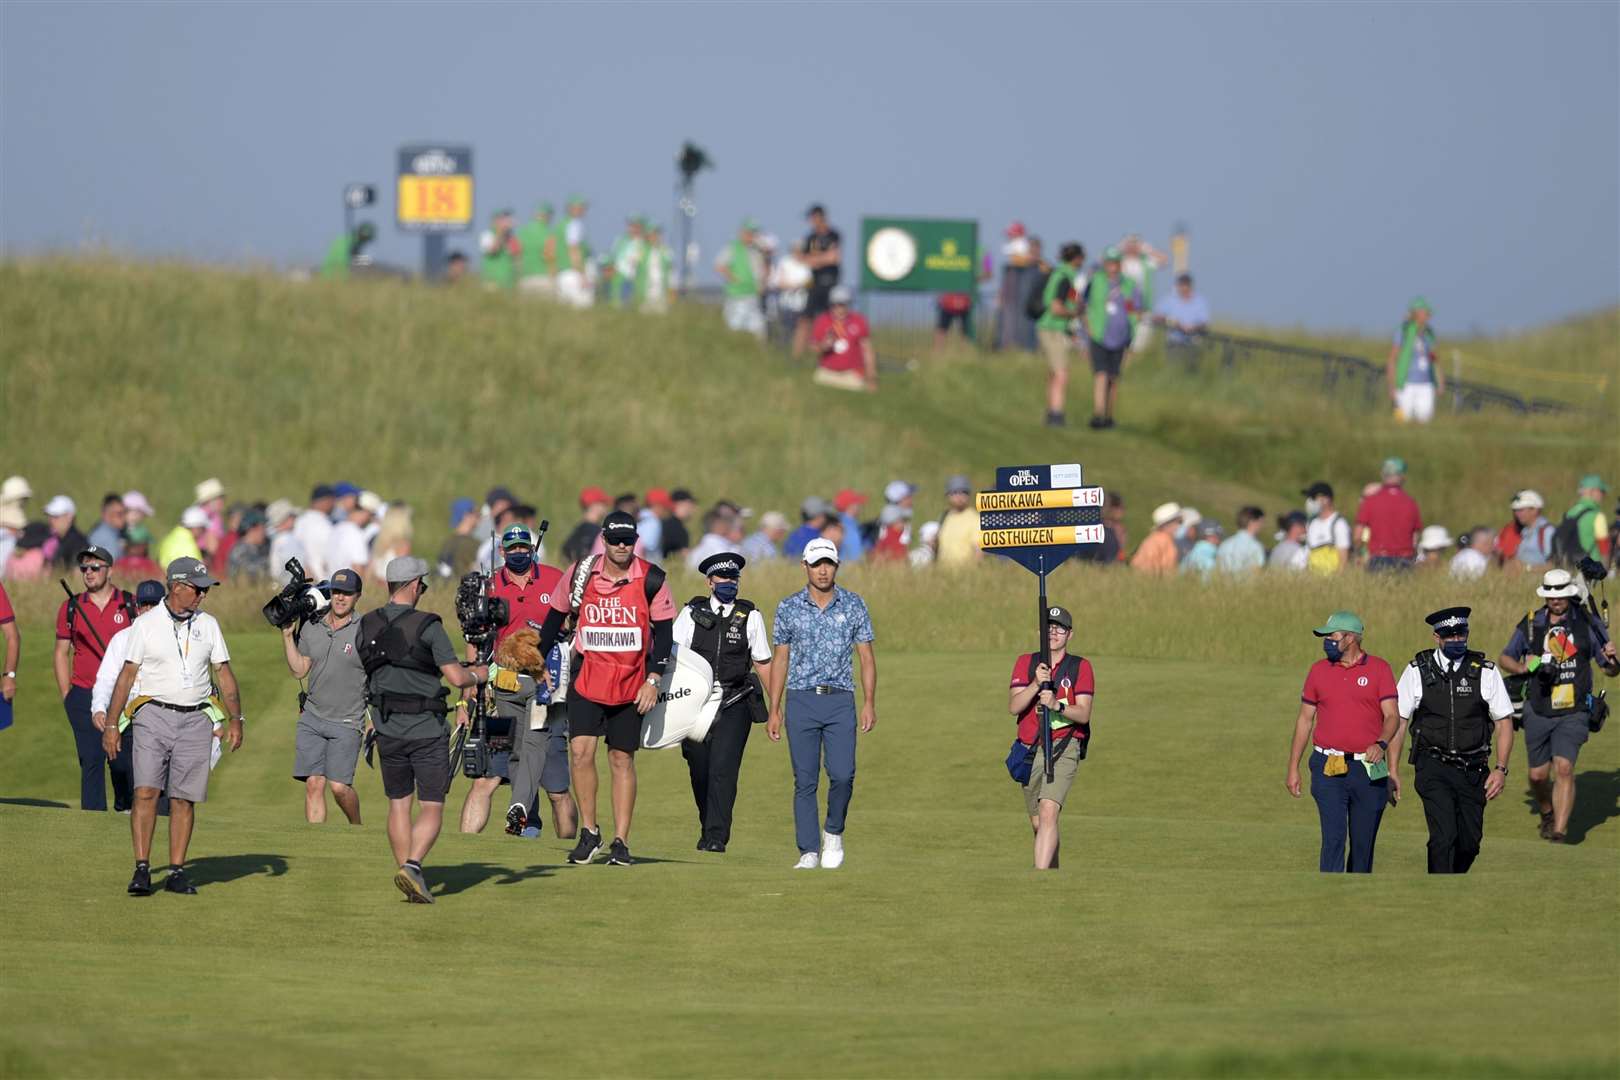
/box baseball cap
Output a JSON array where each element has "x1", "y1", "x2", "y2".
[
  {"x1": 670, "y1": 488, "x2": 696, "y2": 504},
  {"x1": 449, "y1": 497, "x2": 476, "y2": 526},
  {"x1": 1004, "y1": 221, "x2": 1026, "y2": 238},
  {"x1": 0, "y1": 476, "x2": 32, "y2": 503},
  {"x1": 44, "y1": 494, "x2": 76, "y2": 518},
  {"x1": 829, "y1": 285, "x2": 854, "y2": 305},
  {"x1": 1381, "y1": 456, "x2": 1408, "y2": 477},
  {"x1": 1045, "y1": 606, "x2": 1073, "y2": 630},
  {"x1": 385, "y1": 555, "x2": 430, "y2": 585},
  {"x1": 332, "y1": 481, "x2": 361, "y2": 498},
  {"x1": 945, "y1": 475, "x2": 973, "y2": 495},
  {"x1": 1301, "y1": 482, "x2": 1334, "y2": 500},
  {"x1": 1313, "y1": 611, "x2": 1365, "y2": 637},
  {"x1": 601, "y1": 510, "x2": 638, "y2": 544},
  {"x1": 579, "y1": 485, "x2": 611, "y2": 509},
  {"x1": 741, "y1": 216, "x2": 760, "y2": 232},
  {"x1": 310, "y1": 483, "x2": 336, "y2": 501},
  {"x1": 240, "y1": 508, "x2": 267, "y2": 529},
  {"x1": 1510, "y1": 490, "x2": 1544, "y2": 510},
  {"x1": 485, "y1": 485, "x2": 516, "y2": 507},
  {"x1": 166, "y1": 556, "x2": 220, "y2": 589},
  {"x1": 1151, "y1": 502, "x2": 1182, "y2": 527},
  {"x1": 645, "y1": 487, "x2": 673, "y2": 510},
  {"x1": 536, "y1": 200, "x2": 554, "y2": 215},
  {"x1": 78, "y1": 545, "x2": 115, "y2": 567},
  {"x1": 500, "y1": 524, "x2": 535, "y2": 550},
  {"x1": 833, "y1": 489, "x2": 868, "y2": 513},
  {"x1": 181, "y1": 505, "x2": 209, "y2": 529},
  {"x1": 1577, "y1": 473, "x2": 1609, "y2": 493},
  {"x1": 357, "y1": 490, "x2": 383, "y2": 514},
  {"x1": 1280, "y1": 510, "x2": 1308, "y2": 528},
  {"x1": 121, "y1": 490, "x2": 155, "y2": 516},
  {"x1": 1103, "y1": 245, "x2": 1123, "y2": 261},
  {"x1": 801, "y1": 496, "x2": 831, "y2": 518},
  {"x1": 884, "y1": 480, "x2": 916, "y2": 504},
  {"x1": 802, "y1": 538, "x2": 840, "y2": 565},
  {"x1": 134, "y1": 580, "x2": 166, "y2": 606},
  {"x1": 699, "y1": 552, "x2": 746, "y2": 578},
  {"x1": 1409, "y1": 296, "x2": 1432, "y2": 313},
  {"x1": 329, "y1": 568, "x2": 363, "y2": 594}
]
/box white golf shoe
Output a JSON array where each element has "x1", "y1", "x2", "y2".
[
  {"x1": 793, "y1": 852, "x2": 820, "y2": 870},
  {"x1": 821, "y1": 832, "x2": 844, "y2": 869}
]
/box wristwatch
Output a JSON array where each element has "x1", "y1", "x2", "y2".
[
  {"x1": 1055, "y1": 700, "x2": 1067, "y2": 715},
  {"x1": 1494, "y1": 764, "x2": 1508, "y2": 775},
  {"x1": 645, "y1": 674, "x2": 660, "y2": 687},
  {"x1": 1376, "y1": 739, "x2": 1388, "y2": 750},
  {"x1": 2, "y1": 671, "x2": 14, "y2": 679}
]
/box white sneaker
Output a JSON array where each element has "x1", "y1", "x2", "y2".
[
  {"x1": 821, "y1": 832, "x2": 844, "y2": 869},
  {"x1": 793, "y1": 852, "x2": 820, "y2": 870}
]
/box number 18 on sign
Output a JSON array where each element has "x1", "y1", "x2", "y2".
[{"x1": 977, "y1": 463, "x2": 1105, "y2": 781}]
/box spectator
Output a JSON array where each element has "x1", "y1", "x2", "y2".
[
  {"x1": 1097, "y1": 492, "x2": 1128, "y2": 565},
  {"x1": 1216, "y1": 506, "x2": 1268, "y2": 576},
  {"x1": 792, "y1": 204, "x2": 842, "y2": 357},
  {"x1": 479, "y1": 208, "x2": 519, "y2": 291},
  {"x1": 810, "y1": 286, "x2": 876, "y2": 392},
  {"x1": 1502, "y1": 490, "x2": 1555, "y2": 570},
  {"x1": 663, "y1": 488, "x2": 697, "y2": 560},
  {"x1": 157, "y1": 506, "x2": 208, "y2": 568},
  {"x1": 1559, "y1": 475, "x2": 1611, "y2": 563},
  {"x1": 831, "y1": 489, "x2": 868, "y2": 564},
  {"x1": 637, "y1": 488, "x2": 670, "y2": 559},
  {"x1": 6, "y1": 523, "x2": 50, "y2": 580},
  {"x1": 686, "y1": 507, "x2": 740, "y2": 571},
  {"x1": 88, "y1": 494, "x2": 128, "y2": 561},
  {"x1": 227, "y1": 508, "x2": 271, "y2": 581},
  {"x1": 818, "y1": 516, "x2": 847, "y2": 552},
  {"x1": 1416, "y1": 525, "x2": 1454, "y2": 569},
  {"x1": 516, "y1": 201, "x2": 556, "y2": 296},
  {"x1": 1131, "y1": 502, "x2": 1182, "y2": 574},
  {"x1": 1080, "y1": 246, "x2": 1144, "y2": 430},
  {"x1": 369, "y1": 504, "x2": 415, "y2": 584},
  {"x1": 295, "y1": 484, "x2": 337, "y2": 580},
  {"x1": 326, "y1": 491, "x2": 380, "y2": 577},
  {"x1": 319, "y1": 222, "x2": 375, "y2": 280},
  {"x1": 741, "y1": 511, "x2": 789, "y2": 563},
  {"x1": 933, "y1": 290, "x2": 974, "y2": 350},
  {"x1": 605, "y1": 216, "x2": 645, "y2": 308},
  {"x1": 45, "y1": 495, "x2": 90, "y2": 570},
  {"x1": 436, "y1": 498, "x2": 480, "y2": 580},
  {"x1": 474, "y1": 484, "x2": 516, "y2": 543},
  {"x1": 1118, "y1": 234, "x2": 1167, "y2": 316},
  {"x1": 1036, "y1": 242, "x2": 1086, "y2": 428},
  {"x1": 0, "y1": 500, "x2": 25, "y2": 581},
  {"x1": 1355, "y1": 458, "x2": 1423, "y2": 571},
  {"x1": 1269, "y1": 511, "x2": 1309, "y2": 572},
  {"x1": 871, "y1": 504, "x2": 911, "y2": 561},
  {"x1": 445, "y1": 251, "x2": 469, "y2": 283},
  {"x1": 1450, "y1": 526, "x2": 1493, "y2": 581},
  {"x1": 636, "y1": 223, "x2": 674, "y2": 314},
  {"x1": 993, "y1": 221, "x2": 1039, "y2": 352},
  {"x1": 1181, "y1": 521, "x2": 1223, "y2": 578},
  {"x1": 265, "y1": 500, "x2": 306, "y2": 584},
  {"x1": 935, "y1": 475, "x2": 981, "y2": 568},
  {"x1": 121, "y1": 490, "x2": 154, "y2": 532},
  {"x1": 193, "y1": 478, "x2": 227, "y2": 556},
  {"x1": 718, "y1": 218, "x2": 767, "y2": 338},
  {"x1": 768, "y1": 239, "x2": 812, "y2": 347},
  {"x1": 211, "y1": 502, "x2": 247, "y2": 577},
  {"x1": 1155, "y1": 273, "x2": 1211, "y2": 372},
  {"x1": 784, "y1": 497, "x2": 830, "y2": 559},
  {"x1": 1387, "y1": 297, "x2": 1444, "y2": 423},
  {"x1": 552, "y1": 195, "x2": 592, "y2": 309},
  {"x1": 910, "y1": 520, "x2": 941, "y2": 567},
  {"x1": 1303, "y1": 481, "x2": 1352, "y2": 574},
  {"x1": 1173, "y1": 507, "x2": 1202, "y2": 562},
  {"x1": 562, "y1": 486, "x2": 611, "y2": 564},
  {"x1": 330, "y1": 481, "x2": 361, "y2": 522},
  {"x1": 114, "y1": 524, "x2": 162, "y2": 582}
]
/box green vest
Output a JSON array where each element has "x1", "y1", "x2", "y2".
[
  {"x1": 723, "y1": 239, "x2": 758, "y2": 297},
  {"x1": 319, "y1": 235, "x2": 352, "y2": 280},
  {"x1": 1036, "y1": 263, "x2": 1077, "y2": 331},
  {"x1": 1085, "y1": 273, "x2": 1140, "y2": 343},
  {"x1": 635, "y1": 245, "x2": 673, "y2": 301},
  {"x1": 553, "y1": 219, "x2": 583, "y2": 272},
  {"x1": 517, "y1": 219, "x2": 551, "y2": 277},
  {"x1": 1393, "y1": 320, "x2": 1436, "y2": 389},
  {"x1": 482, "y1": 233, "x2": 516, "y2": 289}
]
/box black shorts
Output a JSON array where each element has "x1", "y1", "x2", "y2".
[
  {"x1": 936, "y1": 307, "x2": 969, "y2": 332},
  {"x1": 377, "y1": 734, "x2": 451, "y2": 803},
  {"x1": 568, "y1": 695, "x2": 642, "y2": 754},
  {"x1": 806, "y1": 285, "x2": 834, "y2": 317},
  {"x1": 1090, "y1": 343, "x2": 1126, "y2": 377}
]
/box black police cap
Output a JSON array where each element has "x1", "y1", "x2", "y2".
[
  {"x1": 1425, "y1": 606, "x2": 1471, "y2": 634},
  {"x1": 699, "y1": 552, "x2": 746, "y2": 579}
]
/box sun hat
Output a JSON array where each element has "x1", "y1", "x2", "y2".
[
  {"x1": 194, "y1": 478, "x2": 225, "y2": 504},
  {"x1": 1151, "y1": 502, "x2": 1181, "y2": 527},
  {"x1": 1510, "y1": 490, "x2": 1544, "y2": 511},
  {"x1": 1418, "y1": 525, "x2": 1453, "y2": 551},
  {"x1": 1537, "y1": 568, "x2": 1582, "y2": 599}
]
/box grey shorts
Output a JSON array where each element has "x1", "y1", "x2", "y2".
[
  {"x1": 132, "y1": 703, "x2": 213, "y2": 803},
  {"x1": 293, "y1": 714, "x2": 364, "y2": 785},
  {"x1": 1522, "y1": 700, "x2": 1590, "y2": 768},
  {"x1": 1022, "y1": 737, "x2": 1084, "y2": 817}
]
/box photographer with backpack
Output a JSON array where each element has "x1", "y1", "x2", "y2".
[
  {"x1": 1550, "y1": 475, "x2": 1610, "y2": 566},
  {"x1": 1006, "y1": 606, "x2": 1094, "y2": 870}
]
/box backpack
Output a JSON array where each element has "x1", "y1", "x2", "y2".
[
  {"x1": 1025, "y1": 268, "x2": 1055, "y2": 320},
  {"x1": 1549, "y1": 506, "x2": 1597, "y2": 566}
]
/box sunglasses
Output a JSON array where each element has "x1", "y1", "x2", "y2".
[
  {"x1": 79, "y1": 563, "x2": 109, "y2": 573},
  {"x1": 604, "y1": 536, "x2": 636, "y2": 547}
]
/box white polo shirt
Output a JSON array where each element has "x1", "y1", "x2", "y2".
[
  {"x1": 1396, "y1": 651, "x2": 1514, "y2": 721},
  {"x1": 1306, "y1": 512, "x2": 1351, "y2": 553},
  {"x1": 326, "y1": 520, "x2": 371, "y2": 574},
  {"x1": 121, "y1": 606, "x2": 230, "y2": 706},
  {"x1": 672, "y1": 597, "x2": 771, "y2": 663}
]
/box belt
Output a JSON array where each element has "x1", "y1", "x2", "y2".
[
  {"x1": 1313, "y1": 746, "x2": 1368, "y2": 761},
  {"x1": 811, "y1": 685, "x2": 851, "y2": 695},
  {"x1": 1420, "y1": 746, "x2": 1489, "y2": 767},
  {"x1": 150, "y1": 701, "x2": 209, "y2": 713}
]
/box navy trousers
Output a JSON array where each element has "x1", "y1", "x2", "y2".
[
  {"x1": 785, "y1": 690, "x2": 856, "y2": 854},
  {"x1": 64, "y1": 685, "x2": 133, "y2": 812},
  {"x1": 1308, "y1": 750, "x2": 1388, "y2": 872}
]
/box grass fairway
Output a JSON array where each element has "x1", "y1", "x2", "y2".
[{"x1": 2, "y1": 632, "x2": 1616, "y2": 1078}]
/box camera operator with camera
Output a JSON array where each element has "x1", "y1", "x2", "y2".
[
  {"x1": 1498, "y1": 564, "x2": 1617, "y2": 843},
  {"x1": 274, "y1": 565, "x2": 367, "y2": 825},
  {"x1": 359, "y1": 557, "x2": 486, "y2": 903}
]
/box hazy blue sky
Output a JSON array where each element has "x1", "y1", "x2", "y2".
[{"x1": 2, "y1": 1, "x2": 1615, "y2": 333}]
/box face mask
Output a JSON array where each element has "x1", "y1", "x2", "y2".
[
  {"x1": 1440, "y1": 639, "x2": 1469, "y2": 661},
  {"x1": 1323, "y1": 638, "x2": 1343, "y2": 662},
  {"x1": 1305, "y1": 498, "x2": 1322, "y2": 516},
  {"x1": 713, "y1": 581, "x2": 739, "y2": 604},
  {"x1": 504, "y1": 551, "x2": 533, "y2": 574}
]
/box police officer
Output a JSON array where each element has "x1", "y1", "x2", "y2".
[
  {"x1": 676, "y1": 552, "x2": 773, "y2": 852},
  {"x1": 1498, "y1": 568, "x2": 1619, "y2": 842},
  {"x1": 1391, "y1": 607, "x2": 1515, "y2": 873},
  {"x1": 359, "y1": 557, "x2": 485, "y2": 903}
]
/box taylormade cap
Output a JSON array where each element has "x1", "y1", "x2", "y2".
[
  {"x1": 802, "y1": 538, "x2": 840, "y2": 565},
  {"x1": 600, "y1": 511, "x2": 638, "y2": 543},
  {"x1": 1313, "y1": 611, "x2": 1365, "y2": 637}
]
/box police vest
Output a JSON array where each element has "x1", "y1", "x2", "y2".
[
  {"x1": 1409, "y1": 649, "x2": 1491, "y2": 755},
  {"x1": 1518, "y1": 608, "x2": 1596, "y2": 717},
  {"x1": 685, "y1": 595, "x2": 755, "y2": 688}
]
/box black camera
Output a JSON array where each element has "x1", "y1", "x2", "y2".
[
  {"x1": 454, "y1": 572, "x2": 509, "y2": 648},
  {"x1": 1578, "y1": 556, "x2": 1608, "y2": 584},
  {"x1": 261, "y1": 559, "x2": 330, "y2": 629}
]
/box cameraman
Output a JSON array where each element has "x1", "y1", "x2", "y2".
[
  {"x1": 1498, "y1": 567, "x2": 1618, "y2": 843},
  {"x1": 281, "y1": 568, "x2": 367, "y2": 825}
]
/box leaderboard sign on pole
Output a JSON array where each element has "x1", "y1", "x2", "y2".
[
  {"x1": 397, "y1": 144, "x2": 473, "y2": 279},
  {"x1": 860, "y1": 217, "x2": 978, "y2": 293}
]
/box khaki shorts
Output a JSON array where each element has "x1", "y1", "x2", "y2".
[
  {"x1": 1022, "y1": 736, "x2": 1083, "y2": 817},
  {"x1": 132, "y1": 702, "x2": 214, "y2": 803},
  {"x1": 813, "y1": 366, "x2": 867, "y2": 392},
  {"x1": 1038, "y1": 327, "x2": 1074, "y2": 373}
]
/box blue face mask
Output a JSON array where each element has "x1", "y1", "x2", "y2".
[
  {"x1": 1323, "y1": 638, "x2": 1344, "y2": 663},
  {"x1": 713, "y1": 581, "x2": 739, "y2": 604},
  {"x1": 504, "y1": 550, "x2": 533, "y2": 574},
  {"x1": 1440, "y1": 639, "x2": 1469, "y2": 661}
]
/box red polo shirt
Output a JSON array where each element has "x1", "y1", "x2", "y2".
[
  {"x1": 491, "y1": 563, "x2": 563, "y2": 643},
  {"x1": 1301, "y1": 653, "x2": 1396, "y2": 752},
  {"x1": 55, "y1": 589, "x2": 136, "y2": 688},
  {"x1": 1354, "y1": 484, "x2": 1423, "y2": 558},
  {"x1": 0, "y1": 582, "x2": 13, "y2": 625},
  {"x1": 1010, "y1": 651, "x2": 1094, "y2": 745}
]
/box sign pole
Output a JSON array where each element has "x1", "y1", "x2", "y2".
[{"x1": 1037, "y1": 554, "x2": 1054, "y2": 783}]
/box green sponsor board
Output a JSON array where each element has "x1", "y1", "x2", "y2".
[{"x1": 860, "y1": 217, "x2": 978, "y2": 292}]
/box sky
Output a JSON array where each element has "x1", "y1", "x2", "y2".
[{"x1": 2, "y1": 1, "x2": 1616, "y2": 334}]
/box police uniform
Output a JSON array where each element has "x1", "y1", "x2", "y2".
[
  {"x1": 1396, "y1": 607, "x2": 1514, "y2": 874},
  {"x1": 676, "y1": 552, "x2": 771, "y2": 852}
]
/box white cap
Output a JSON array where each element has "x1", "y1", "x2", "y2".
[
  {"x1": 122, "y1": 490, "x2": 155, "y2": 516},
  {"x1": 194, "y1": 477, "x2": 225, "y2": 504},
  {"x1": 1418, "y1": 524, "x2": 1454, "y2": 551},
  {"x1": 266, "y1": 498, "x2": 296, "y2": 528},
  {"x1": 802, "y1": 537, "x2": 840, "y2": 565},
  {"x1": 0, "y1": 476, "x2": 32, "y2": 503},
  {"x1": 1510, "y1": 490, "x2": 1544, "y2": 511},
  {"x1": 1178, "y1": 507, "x2": 1202, "y2": 528},
  {"x1": 181, "y1": 505, "x2": 209, "y2": 529},
  {"x1": 357, "y1": 490, "x2": 384, "y2": 514},
  {"x1": 1537, "y1": 568, "x2": 1582, "y2": 599},
  {"x1": 884, "y1": 479, "x2": 916, "y2": 504},
  {"x1": 1151, "y1": 502, "x2": 1182, "y2": 527},
  {"x1": 44, "y1": 494, "x2": 76, "y2": 518}
]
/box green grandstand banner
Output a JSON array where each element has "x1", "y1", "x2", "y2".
[{"x1": 860, "y1": 217, "x2": 978, "y2": 292}]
